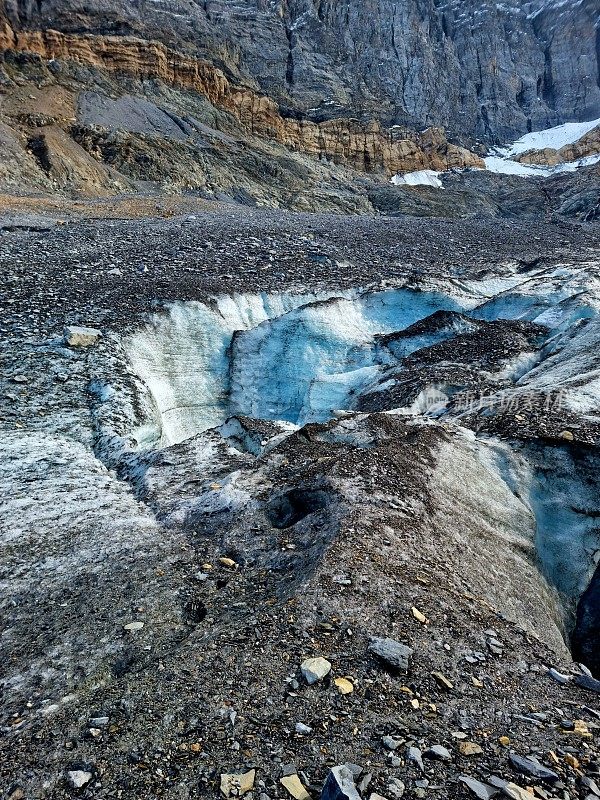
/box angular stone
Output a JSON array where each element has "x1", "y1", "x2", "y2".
[
  {"x1": 508, "y1": 754, "x2": 559, "y2": 783},
  {"x1": 66, "y1": 770, "x2": 93, "y2": 789},
  {"x1": 220, "y1": 770, "x2": 256, "y2": 797},
  {"x1": 295, "y1": 722, "x2": 313, "y2": 735},
  {"x1": 460, "y1": 776, "x2": 499, "y2": 800},
  {"x1": 64, "y1": 325, "x2": 102, "y2": 347},
  {"x1": 281, "y1": 774, "x2": 311, "y2": 800},
  {"x1": 406, "y1": 746, "x2": 424, "y2": 772},
  {"x1": 382, "y1": 735, "x2": 402, "y2": 751},
  {"x1": 320, "y1": 765, "x2": 362, "y2": 800},
  {"x1": 424, "y1": 745, "x2": 452, "y2": 761},
  {"x1": 431, "y1": 671, "x2": 454, "y2": 690},
  {"x1": 301, "y1": 657, "x2": 332, "y2": 684},
  {"x1": 368, "y1": 637, "x2": 413, "y2": 670}
]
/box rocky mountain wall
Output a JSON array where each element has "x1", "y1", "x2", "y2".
[
  {"x1": 2, "y1": 0, "x2": 599, "y2": 142},
  {"x1": 0, "y1": 13, "x2": 482, "y2": 175}
]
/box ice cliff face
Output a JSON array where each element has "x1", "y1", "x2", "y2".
[
  {"x1": 3, "y1": 0, "x2": 599, "y2": 141},
  {"x1": 122, "y1": 262, "x2": 600, "y2": 648}
]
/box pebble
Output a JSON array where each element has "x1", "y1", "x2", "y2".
[
  {"x1": 431, "y1": 671, "x2": 454, "y2": 690},
  {"x1": 280, "y1": 774, "x2": 311, "y2": 800},
  {"x1": 123, "y1": 621, "x2": 144, "y2": 631},
  {"x1": 411, "y1": 607, "x2": 428, "y2": 624},
  {"x1": 382, "y1": 735, "x2": 403, "y2": 751},
  {"x1": 459, "y1": 741, "x2": 483, "y2": 756},
  {"x1": 424, "y1": 745, "x2": 452, "y2": 761},
  {"x1": 295, "y1": 723, "x2": 313, "y2": 735},
  {"x1": 300, "y1": 657, "x2": 332, "y2": 684},
  {"x1": 334, "y1": 677, "x2": 354, "y2": 695},
  {"x1": 386, "y1": 778, "x2": 406, "y2": 799},
  {"x1": 406, "y1": 746, "x2": 425, "y2": 772},
  {"x1": 89, "y1": 716, "x2": 109, "y2": 727},
  {"x1": 368, "y1": 637, "x2": 413, "y2": 671},
  {"x1": 460, "y1": 776, "x2": 499, "y2": 799},
  {"x1": 220, "y1": 770, "x2": 256, "y2": 797},
  {"x1": 66, "y1": 770, "x2": 93, "y2": 789}
]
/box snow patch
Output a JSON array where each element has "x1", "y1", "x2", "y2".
[
  {"x1": 503, "y1": 118, "x2": 600, "y2": 156},
  {"x1": 391, "y1": 170, "x2": 443, "y2": 188}
]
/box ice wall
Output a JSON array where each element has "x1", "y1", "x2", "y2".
[{"x1": 125, "y1": 288, "x2": 467, "y2": 444}]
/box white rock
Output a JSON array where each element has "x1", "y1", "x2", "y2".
[
  {"x1": 300, "y1": 656, "x2": 332, "y2": 684},
  {"x1": 295, "y1": 722, "x2": 313, "y2": 735},
  {"x1": 123, "y1": 621, "x2": 144, "y2": 631},
  {"x1": 64, "y1": 325, "x2": 102, "y2": 347},
  {"x1": 66, "y1": 770, "x2": 93, "y2": 789}
]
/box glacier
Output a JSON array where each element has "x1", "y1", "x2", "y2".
[{"x1": 121, "y1": 264, "x2": 600, "y2": 645}]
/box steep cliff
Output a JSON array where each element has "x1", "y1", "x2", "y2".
[{"x1": 2, "y1": 0, "x2": 599, "y2": 142}]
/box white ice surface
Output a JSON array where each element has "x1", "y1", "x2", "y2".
[
  {"x1": 391, "y1": 170, "x2": 443, "y2": 188},
  {"x1": 502, "y1": 118, "x2": 600, "y2": 156},
  {"x1": 483, "y1": 117, "x2": 600, "y2": 177}
]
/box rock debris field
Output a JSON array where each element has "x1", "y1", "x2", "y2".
[{"x1": 3, "y1": 208, "x2": 600, "y2": 800}]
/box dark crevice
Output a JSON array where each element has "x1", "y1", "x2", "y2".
[
  {"x1": 595, "y1": 26, "x2": 600, "y2": 90},
  {"x1": 266, "y1": 488, "x2": 330, "y2": 529},
  {"x1": 572, "y1": 563, "x2": 600, "y2": 678},
  {"x1": 27, "y1": 134, "x2": 52, "y2": 175}
]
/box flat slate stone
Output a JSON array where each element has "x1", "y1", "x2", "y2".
[
  {"x1": 509, "y1": 753, "x2": 559, "y2": 783},
  {"x1": 368, "y1": 637, "x2": 413, "y2": 670}
]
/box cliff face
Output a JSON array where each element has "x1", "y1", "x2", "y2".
[
  {"x1": 0, "y1": 20, "x2": 483, "y2": 175},
  {"x1": 3, "y1": 0, "x2": 599, "y2": 142}
]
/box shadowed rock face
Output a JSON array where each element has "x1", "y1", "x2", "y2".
[
  {"x1": 573, "y1": 563, "x2": 600, "y2": 677},
  {"x1": 2, "y1": 0, "x2": 599, "y2": 141}
]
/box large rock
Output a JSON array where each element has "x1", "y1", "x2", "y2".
[
  {"x1": 320, "y1": 766, "x2": 362, "y2": 800},
  {"x1": 64, "y1": 325, "x2": 102, "y2": 347},
  {"x1": 368, "y1": 637, "x2": 413, "y2": 671}
]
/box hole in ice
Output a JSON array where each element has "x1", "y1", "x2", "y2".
[{"x1": 266, "y1": 488, "x2": 330, "y2": 529}]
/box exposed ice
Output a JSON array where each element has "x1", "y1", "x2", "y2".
[
  {"x1": 391, "y1": 169, "x2": 443, "y2": 188},
  {"x1": 484, "y1": 117, "x2": 600, "y2": 177},
  {"x1": 502, "y1": 117, "x2": 600, "y2": 156},
  {"x1": 126, "y1": 288, "x2": 470, "y2": 443}
]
